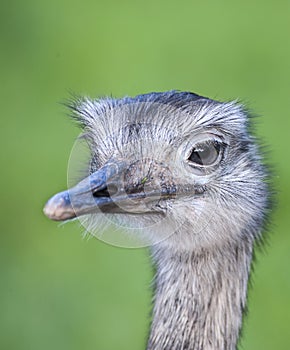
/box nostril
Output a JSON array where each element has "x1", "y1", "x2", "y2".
[
  {"x1": 93, "y1": 187, "x2": 110, "y2": 197},
  {"x1": 92, "y1": 185, "x2": 118, "y2": 198}
]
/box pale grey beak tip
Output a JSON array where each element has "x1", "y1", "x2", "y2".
[{"x1": 43, "y1": 191, "x2": 76, "y2": 221}]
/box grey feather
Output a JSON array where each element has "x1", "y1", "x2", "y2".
[{"x1": 47, "y1": 91, "x2": 271, "y2": 350}]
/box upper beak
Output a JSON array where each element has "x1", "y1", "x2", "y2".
[
  {"x1": 43, "y1": 160, "x2": 176, "y2": 221},
  {"x1": 43, "y1": 160, "x2": 127, "y2": 221}
]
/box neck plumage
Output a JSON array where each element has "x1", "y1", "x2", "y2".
[{"x1": 147, "y1": 240, "x2": 253, "y2": 350}]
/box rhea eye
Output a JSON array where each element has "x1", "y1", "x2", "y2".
[{"x1": 188, "y1": 141, "x2": 222, "y2": 166}]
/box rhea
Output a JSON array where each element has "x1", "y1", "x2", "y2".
[{"x1": 44, "y1": 91, "x2": 269, "y2": 350}]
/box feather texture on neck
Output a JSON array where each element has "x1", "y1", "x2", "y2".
[{"x1": 148, "y1": 238, "x2": 253, "y2": 350}]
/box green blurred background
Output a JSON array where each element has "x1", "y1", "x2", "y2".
[{"x1": 1, "y1": 0, "x2": 289, "y2": 349}]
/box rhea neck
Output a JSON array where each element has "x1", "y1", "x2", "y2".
[{"x1": 147, "y1": 238, "x2": 253, "y2": 350}]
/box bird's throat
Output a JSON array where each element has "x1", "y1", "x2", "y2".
[{"x1": 147, "y1": 241, "x2": 253, "y2": 350}]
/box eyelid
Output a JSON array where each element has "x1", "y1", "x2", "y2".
[{"x1": 194, "y1": 139, "x2": 221, "y2": 149}]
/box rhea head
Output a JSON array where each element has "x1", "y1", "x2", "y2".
[{"x1": 44, "y1": 91, "x2": 268, "y2": 252}]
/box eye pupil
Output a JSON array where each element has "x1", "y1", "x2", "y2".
[
  {"x1": 188, "y1": 141, "x2": 221, "y2": 166},
  {"x1": 188, "y1": 149, "x2": 203, "y2": 164}
]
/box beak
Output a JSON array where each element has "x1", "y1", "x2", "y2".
[
  {"x1": 43, "y1": 160, "x2": 128, "y2": 221},
  {"x1": 43, "y1": 159, "x2": 176, "y2": 222}
]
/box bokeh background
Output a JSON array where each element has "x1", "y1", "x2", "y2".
[{"x1": 1, "y1": 0, "x2": 289, "y2": 349}]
